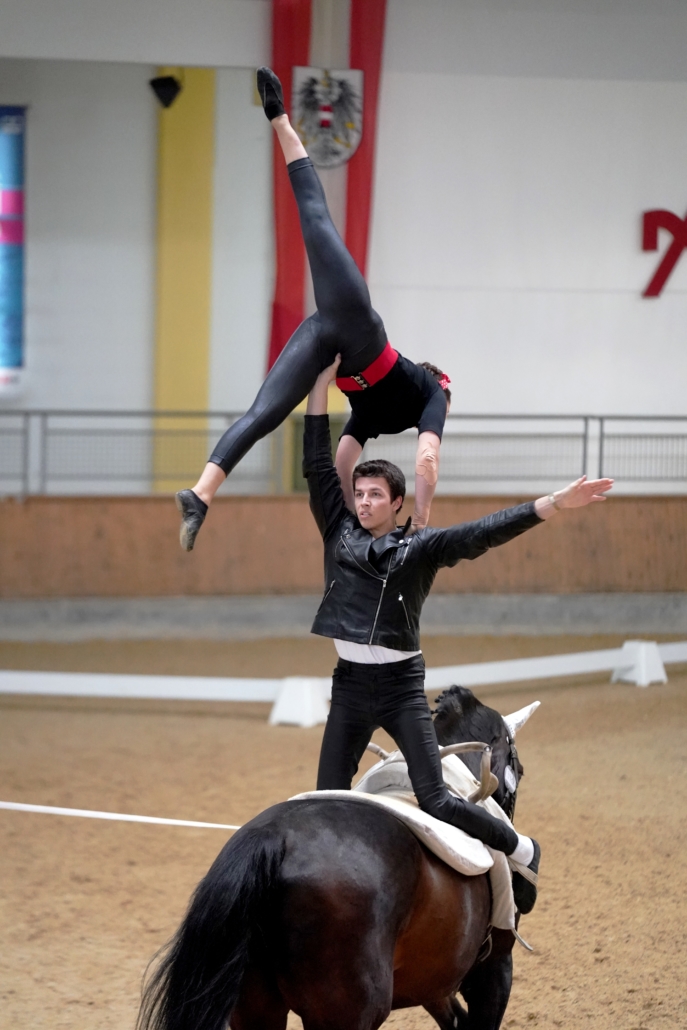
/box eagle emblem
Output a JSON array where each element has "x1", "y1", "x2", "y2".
[{"x1": 292, "y1": 67, "x2": 363, "y2": 169}]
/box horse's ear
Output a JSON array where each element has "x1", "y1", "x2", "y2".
[{"x1": 503, "y1": 700, "x2": 540, "y2": 738}]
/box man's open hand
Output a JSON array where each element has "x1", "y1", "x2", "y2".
[
  {"x1": 556, "y1": 475, "x2": 614, "y2": 509},
  {"x1": 307, "y1": 355, "x2": 342, "y2": 416},
  {"x1": 318, "y1": 353, "x2": 341, "y2": 386}
]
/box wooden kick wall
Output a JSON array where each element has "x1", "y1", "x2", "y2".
[{"x1": 0, "y1": 495, "x2": 685, "y2": 598}]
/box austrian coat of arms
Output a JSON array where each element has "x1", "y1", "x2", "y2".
[{"x1": 292, "y1": 67, "x2": 364, "y2": 168}]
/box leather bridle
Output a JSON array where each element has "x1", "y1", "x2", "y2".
[{"x1": 501, "y1": 731, "x2": 520, "y2": 821}]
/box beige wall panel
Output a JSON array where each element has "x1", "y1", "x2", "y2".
[{"x1": 0, "y1": 496, "x2": 685, "y2": 598}]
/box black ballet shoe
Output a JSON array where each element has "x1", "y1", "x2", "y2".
[
  {"x1": 175, "y1": 489, "x2": 208, "y2": 552},
  {"x1": 512, "y1": 838, "x2": 540, "y2": 915},
  {"x1": 257, "y1": 67, "x2": 286, "y2": 121}
]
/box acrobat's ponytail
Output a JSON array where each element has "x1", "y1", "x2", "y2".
[{"x1": 418, "y1": 362, "x2": 452, "y2": 405}]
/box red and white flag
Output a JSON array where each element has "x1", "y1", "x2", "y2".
[{"x1": 267, "y1": 0, "x2": 387, "y2": 369}]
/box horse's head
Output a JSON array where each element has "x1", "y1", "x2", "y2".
[{"x1": 432, "y1": 686, "x2": 539, "y2": 820}]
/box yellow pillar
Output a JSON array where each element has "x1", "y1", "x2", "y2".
[{"x1": 153, "y1": 67, "x2": 215, "y2": 492}]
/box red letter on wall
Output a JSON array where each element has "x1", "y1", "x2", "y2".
[{"x1": 642, "y1": 209, "x2": 687, "y2": 297}]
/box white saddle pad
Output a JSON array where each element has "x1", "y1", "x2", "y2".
[{"x1": 291, "y1": 750, "x2": 517, "y2": 931}]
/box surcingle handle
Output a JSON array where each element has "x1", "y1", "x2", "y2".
[
  {"x1": 365, "y1": 741, "x2": 390, "y2": 761},
  {"x1": 438, "y1": 742, "x2": 499, "y2": 803}
]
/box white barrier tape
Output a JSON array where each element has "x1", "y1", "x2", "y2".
[
  {"x1": 0, "y1": 670, "x2": 280, "y2": 701},
  {"x1": 0, "y1": 800, "x2": 240, "y2": 830}
]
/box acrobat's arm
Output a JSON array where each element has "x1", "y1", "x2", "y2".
[{"x1": 410, "y1": 431, "x2": 441, "y2": 532}]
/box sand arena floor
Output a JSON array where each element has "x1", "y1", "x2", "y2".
[{"x1": 1, "y1": 634, "x2": 686, "y2": 1030}]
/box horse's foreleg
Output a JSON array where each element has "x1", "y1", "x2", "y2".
[
  {"x1": 230, "y1": 963, "x2": 289, "y2": 1030},
  {"x1": 424, "y1": 993, "x2": 469, "y2": 1030},
  {"x1": 458, "y1": 928, "x2": 514, "y2": 1030}
]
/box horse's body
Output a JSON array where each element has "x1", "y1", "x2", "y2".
[{"x1": 138, "y1": 689, "x2": 534, "y2": 1030}]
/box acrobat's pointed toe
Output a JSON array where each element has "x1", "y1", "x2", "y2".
[
  {"x1": 175, "y1": 489, "x2": 208, "y2": 552},
  {"x1": 257, "y1": 67, "x2": 286, "y2": 121}
]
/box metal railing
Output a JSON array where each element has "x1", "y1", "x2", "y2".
[
  {"x1": 0, "y1": 410, "x2": 685, "y2": 496},
  {"x1": 0, "y1": 411, "x2": 282, "y2": 497},
  {"x1": 362, "y1": 415, "x2": 591, "y2": 493},
  {"x1": 599, "y1": 417, "x2": 687, "y2": 481}
]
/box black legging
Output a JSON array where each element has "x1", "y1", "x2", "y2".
[
  {"x1": 317, "y1": 656, "x2": 519, "y2": 855},
  {"x1": 209, "y1": 157, "x2": 387, "y2": 473}
]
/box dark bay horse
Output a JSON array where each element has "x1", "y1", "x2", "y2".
[{"x1": 137, "y1": 687, "x2": 537, "y2": 1030}]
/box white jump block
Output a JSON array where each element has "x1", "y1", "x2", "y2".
[
  {"x1": 610, "y1": 640, "x2": 667, "y2": 688},
  {"x1": 1, "y1": 640, "x2": 682, "y2": 726},
  {"x1": 268, "y1": 677, "x2": 331, "y2": 728},
  {"x1": 425, "y1": 640, "x2": 674, "y2": 692}
]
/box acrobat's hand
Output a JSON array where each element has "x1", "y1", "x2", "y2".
[{"x1": 555, "y1": 475, "x2": 614, "y2": 509}]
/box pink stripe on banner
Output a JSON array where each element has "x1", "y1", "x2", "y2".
[
  {"x1": 0, "y1": 219, "x2": 24, "y2": 245},
  {"x1": 0, "y1": 189, "x2": 23, "y2": 216}
]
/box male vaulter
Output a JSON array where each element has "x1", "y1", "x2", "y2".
[{"x1": 304, "y1": 357, "x2": 614, "y2": 913}]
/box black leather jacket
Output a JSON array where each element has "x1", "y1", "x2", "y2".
[{"x1": 304, "y1": 415, "x2": 543, "y2": 651}]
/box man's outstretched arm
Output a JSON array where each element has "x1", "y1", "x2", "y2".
[
  {"x1": 303, "y1": 356, "x2": 348, "y2": 540},
  {"x1": 424, "y1": 475, "x2": 615, "y2": 567}
]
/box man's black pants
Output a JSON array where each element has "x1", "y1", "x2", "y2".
[{"x1": 316, "y1": 655, "x2": 519, "y2": 855}]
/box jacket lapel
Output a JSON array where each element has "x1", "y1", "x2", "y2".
[{"x1": 341, "y1": 523, "x2": 408, "y2": 578}]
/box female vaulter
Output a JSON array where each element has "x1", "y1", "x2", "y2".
[{"x1": 176, "y1": 67, "x2": 452, "y2": 551}]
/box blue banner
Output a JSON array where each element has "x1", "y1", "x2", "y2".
[{"x1": 0, "y1": 105, "x2": 26, "y2": 393}]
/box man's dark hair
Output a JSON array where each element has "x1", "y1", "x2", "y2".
[
  {"x1": 353, "y1": 459, "x2": 406, "y2": 503},
  {"x1": 418, "y1": 361, "x2": 452, "y2": 406}
]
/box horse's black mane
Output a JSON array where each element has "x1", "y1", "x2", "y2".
[
  {"x1": 432, "y1": 686, "x2": 522, "y2": 816},
  {"x1": 432, "y1": 685, "x2": 506, "y2": 747}
]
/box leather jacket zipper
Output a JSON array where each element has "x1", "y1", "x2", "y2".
[
  {"x1": 369, "y1": 552, "x2": 396, "y2": 643},
  {"x1": 398, "y1": 593, "x2": 411, "y2": 630},
  {"x1": 341, "y1": 536, "x2": 400, "y2": 643},
  {"x1": 321, "y1": 580, "x2": 336, "y2": 605}
]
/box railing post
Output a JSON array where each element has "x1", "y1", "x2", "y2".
[
  {"x1": 598, "y1": 417, "x2": 605, "y2": 479},
  {"x1": 38, "y1": 412, "x2": 48, "y2": 494},
  {"x1": 582, "y1": 416, "x2": 589, "y2": 477},
  {"x1": 22, "y1": 411, "x2": 30, "y2": 496}
]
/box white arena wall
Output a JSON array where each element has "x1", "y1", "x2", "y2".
[
  {"x1": 0, "y1": 60, "x2": 272, "y2": 414},
  {"x1": 367, "y1": 0, "x2": 687, "y2": 417},
  {"x1": 209, "y1": 68, "x2": 274, "y2": 413},
  {"x1": 0, "y1": 0, "x2": 269, "y2": 68},
  {"x1": 0, "y1": 58, "x2": 158, "y2": 411},
  {"x1": 0, "y1": 0, "x2": 684, "y2": 421}
]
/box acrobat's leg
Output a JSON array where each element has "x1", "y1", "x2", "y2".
[
  {"x1": 177, "y1": 314, "x2": 326, "y2": 549},
  {"x1": 380, "y1": 678, "x2": 520, "y2": 855},
  {"x1": 260, "y1": 68, "x2": 386, "y2": 377},
  {"x1": 208, "y1": 316, "x2": 324, "y2": 476},
  {"x1": 176, "y1": 68, "x2": 382, "y2": 549}
]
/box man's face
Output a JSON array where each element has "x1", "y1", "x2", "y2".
[{"x1": 354, "y1": 476, "x2": 402, "y2": 536}]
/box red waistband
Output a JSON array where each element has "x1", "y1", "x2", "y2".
[{"x1": 336, "y1": 342, "x2": 398, "y2": 392}]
